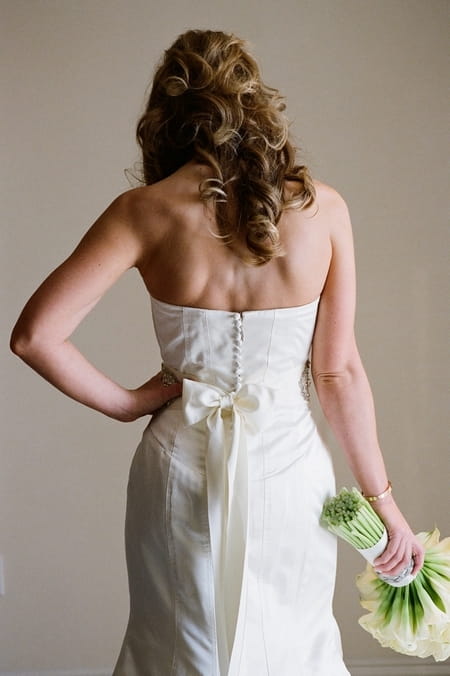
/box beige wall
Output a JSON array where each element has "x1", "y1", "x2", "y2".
[{"x1": 1, "y1": 0, "x2": 448, "y2": 672}]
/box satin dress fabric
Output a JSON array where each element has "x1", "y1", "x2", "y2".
[{"x1": 112, "y1": 296, "x2": 350, "y2": 676}]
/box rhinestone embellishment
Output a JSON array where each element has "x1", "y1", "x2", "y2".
[
  {"x1": 300, "y1": 359, "x2": 311, "y2": 402},
  {"x1": 161, "y1": 363, "x2": 179, "y2": 386}
]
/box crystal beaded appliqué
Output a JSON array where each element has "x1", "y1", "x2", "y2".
[
  {"x1": 161, "y1": 363, "x2": 179, "y2": 386},
  {"x1": 300, "y1": 359, "x2": 311, "y2": 402}
]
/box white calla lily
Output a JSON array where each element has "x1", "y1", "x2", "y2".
[
  {"x1": 356, "y1": 528, "x2": 450, "y2": 661},
  {"x1": 321, "y1": 489, "x2": 450, "y2": 662}
]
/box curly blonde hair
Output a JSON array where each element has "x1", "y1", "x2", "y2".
[{"x1": 136, "y1": 29, "x2": 316, "y2": 265}]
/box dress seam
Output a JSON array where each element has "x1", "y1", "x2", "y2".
[
  {"x1": 203, "y1": 312, "x2": 218, "y2": 673},
  {"x1": 260, "y1": 438, "x2": 271, "y2": 674},
  {"x1": 165, "y1": 449, "x2": 179, "y2": 675},
  {"x1": 204, "y1": 462, "x2": 220, "y2": 675},
  {"x1": 204, "y1": 312, "x2": 212, "y2": 378},
  {"x1": 263, "y1": 312, "x2": 276, "y2": 383}
]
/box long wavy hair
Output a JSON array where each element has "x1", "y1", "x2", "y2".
[{"x1": 136, "y1": 29, "x2": 316, "y2": 265}]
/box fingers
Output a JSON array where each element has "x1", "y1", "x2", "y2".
[
  {"x1": 375, "y1": 536, "x2": 408, "y2": 576},
  {"x1": 159, "y1": 371, "x2": 183, "y2": 400},
  {"x1": 160, "y1": 380, "x2": 183, "y2": 404},
  {"x1": 130, "y1": 373, "x2": 183, "y2": 418},
  {"x1": 411, "y1": 546, "x2": 425, "y2": 575},
  {"x1": 151, "y1": 375, "x2": 182, "y2": 411},
  {"x1": 374, "y1": 531, "x2": 425, "y2": 577}
]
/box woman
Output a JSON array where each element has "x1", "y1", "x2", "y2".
[{"x1": 11, "y1": 29, "x2": 423, "y2": 676}]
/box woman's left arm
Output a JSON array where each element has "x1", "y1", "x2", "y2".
[{"x1": 10, "y1": 192, "x2": 181, "y2": 421}]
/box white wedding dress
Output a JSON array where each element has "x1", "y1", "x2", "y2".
[{"x1": 112, "y1": 296, "x2": 350, "y2": 676}]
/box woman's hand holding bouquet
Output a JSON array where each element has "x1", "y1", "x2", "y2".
[{"x1": 321, "y1": 487, "x2": 450, "y2": 661}]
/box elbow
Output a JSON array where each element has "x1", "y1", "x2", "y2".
[
  {"x1": 311, "y1": 350, "x2": 366, "y2": 395},
  {"x1": 312, "y1": 354, "x2": 363, "y2": 392},
  {"x1": 10, "y1": 323, "x2": 24, "y2": 355},
  {"x1": 312, "y1": 341, "x2": 364, "y2": 391},
  {"x1": 313, "y1": 368, "x2": 354, "y2": 391},
  {"x1": 10, "y1": 328, "x2": 32, "y2": 359},
  {"x1": 10, "y1": 325, "x2": 44, "y2": 361},
  {"x1": 312, "y1": 367, "x2": 358, "y2": 417}
]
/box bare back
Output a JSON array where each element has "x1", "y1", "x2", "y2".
[
  {"x1": 129, "y1": 162, "x2": 335, "y2": 312},
  {"x1": 11, "y1": 158, "x2": 354, "y2": 391}
]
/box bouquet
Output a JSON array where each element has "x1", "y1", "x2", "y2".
[{"x1": 321, "y1": 488, "x2": 450, "y2": 661}]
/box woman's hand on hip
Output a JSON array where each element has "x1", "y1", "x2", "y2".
[{"x1": 126, "y1": 372, "x2": 182, "y2": 421}]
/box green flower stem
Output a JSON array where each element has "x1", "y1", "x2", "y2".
[{"x1": 322, "y1": 487, "x2": 385, "y2": 549}]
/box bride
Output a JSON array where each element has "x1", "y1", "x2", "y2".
[{"x1": 10, "y1": 29, "x2": 423, "y2": 676}]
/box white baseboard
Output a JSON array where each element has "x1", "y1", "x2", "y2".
[
  {"x1": 347, "y1": 659, "x2": 450, "y2": 675},
  {"x1": 0, "y1": 661, "x2": 448, "y2": 676},
  {"x1": 0, "y1": 672, "x2": 109, "y2": 676}
]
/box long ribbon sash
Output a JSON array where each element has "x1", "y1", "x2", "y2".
[{"x1": 182, "y1": 379, "x2": 279, "y2": 674}]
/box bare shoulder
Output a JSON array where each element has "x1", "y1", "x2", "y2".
[
  {"x1": 110, "y1": 183, "x2": 174, "y2": 245},
  {"x1": 113, "y1": 184, "x2": 169, "y2": 221},
  {"x1": 312, "y1": 179, "x2": 349, "y2": 212},
  {"x1": 310, "y1": 179, "x2": 352, "y2": 237}
]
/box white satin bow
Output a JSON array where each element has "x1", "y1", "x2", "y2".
[
  {"x1": 182, "y1": 379, "x2": 278, "y2": 675},
  {"x1": 183, "y1": 379, "x2": 276, "y2": 431}
]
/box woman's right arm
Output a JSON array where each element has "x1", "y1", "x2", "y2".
[
  {"x1": 311, "y1": 188, "x2": 424, "y2": 576},
  {"x1": 10, "y1": 192, "x2": 181, "y2": 421}
]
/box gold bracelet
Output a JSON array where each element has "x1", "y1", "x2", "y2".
[{"x1": 363, "y1": 480, "x2": 392, "y2": 502}]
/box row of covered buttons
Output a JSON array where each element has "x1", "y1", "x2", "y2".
[{"x1": 232, "y1": 313, "x2": 244, "y2": 391}]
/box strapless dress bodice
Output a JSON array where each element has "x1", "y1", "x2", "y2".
[{"x1": 151, "y1": 295, "x2": 320, "y2": 393}]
